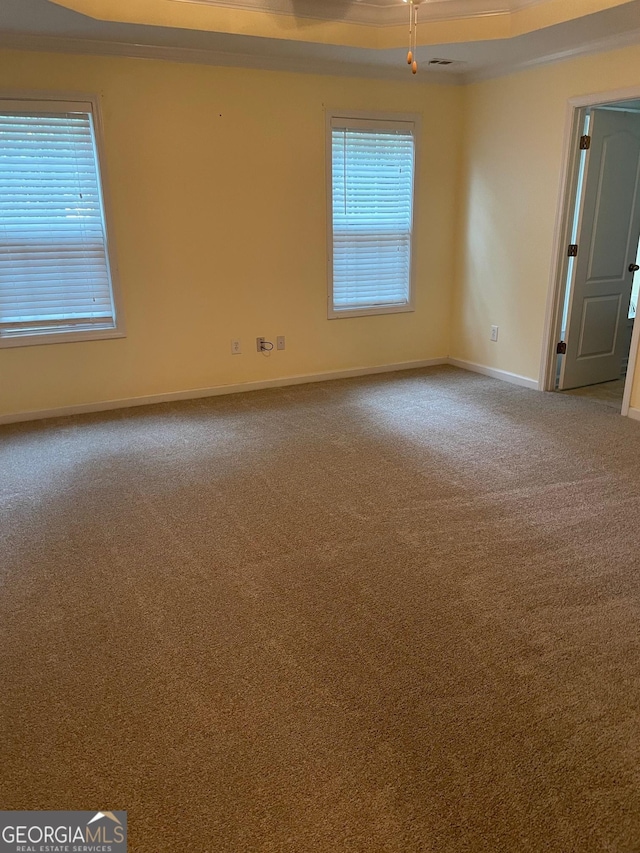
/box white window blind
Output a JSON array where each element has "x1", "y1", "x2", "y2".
[
  {"x1": 330, "y1": 118, "x2": 415, "y2": 314},
  {"x1": 0, "y1": 102, "x2": 117, "y2": 343}
]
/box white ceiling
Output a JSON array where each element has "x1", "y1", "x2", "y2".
[{"x1": 1, "y1": 0, "x2": 640, "y2": 82}]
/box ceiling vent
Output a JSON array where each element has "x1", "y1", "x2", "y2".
[{"x1": 428, "y1": 58, "x2": 459, "y2": 67}]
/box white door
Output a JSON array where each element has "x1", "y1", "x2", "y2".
[{"x1": 560, "y1": 109, "x2": 640, "y2": 390}]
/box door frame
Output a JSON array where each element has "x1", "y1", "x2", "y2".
[{"x1": 540, "y1": 85, "x2": 640, "y2": 416}]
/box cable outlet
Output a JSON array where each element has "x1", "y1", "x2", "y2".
[
  {"x1": 256, "y1": 337, "x2": 266, "y2": 352},
  {"x1": 490, "y1": 325, "x2": 499, "y2": 342},
  {"x1": 276, "y1": 335, "x2": 285, "y2": 351},
  {"x1": 231, "y1": 339, "x2": 241, "y2": 355}
]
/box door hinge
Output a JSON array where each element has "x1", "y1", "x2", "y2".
[
  {"x1": 580, "y1": 135, "x2": 591, "y2": 150},
  {"x1": 568, "y1": 244, "x2": 578, "y2": 257},
  {"x1": 557, "y1": 341, "x2": 567, "y2": 354}
]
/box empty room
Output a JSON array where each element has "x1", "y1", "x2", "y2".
[{"x1": 2, "y1": 1, "x2": 640, "y2": 850}]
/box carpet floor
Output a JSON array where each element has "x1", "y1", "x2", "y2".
[{"x1": 2, "y1": 365, "x2": 640, "y2": 852}]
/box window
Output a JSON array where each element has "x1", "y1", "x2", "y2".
[
  {"x1": 0, "y1": 97, "x2": 123, "y2": 347},
  {"x1": 328, "y1": 113, "x2": 417, "y2": 318}
]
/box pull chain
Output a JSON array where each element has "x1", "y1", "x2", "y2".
[
  {"x1": 412, "y1": 3, "x2": 418, "y2": 74},
  {"x1": 406, "y1": 0, "x2": 421, "y2": 74}
]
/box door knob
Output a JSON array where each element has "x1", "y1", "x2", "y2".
[{"x1": 630, "y1": 264, "x2": 640, "y2": 273}]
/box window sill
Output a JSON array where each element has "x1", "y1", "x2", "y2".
[
  {"x1": 328, "y1": 303, "x2": 414, "y2": 319},
  {"x1": 0, "y1": 327, "x2": 126, "y2": 349}
]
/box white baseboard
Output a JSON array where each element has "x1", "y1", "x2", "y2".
[
  {"x1": 0, "y1": 358, "x2": 447, "y2": 425},
  {"x1": 627, "y1": 407, "x2": 640, "y2": 422},
  {"x1": 447, "y1": 358, "x2": 540, "y2": 390}
]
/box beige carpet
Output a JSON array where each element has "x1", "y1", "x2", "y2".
[{"x1": 2, "y1": 365, "x2": 640, "y2": 852}]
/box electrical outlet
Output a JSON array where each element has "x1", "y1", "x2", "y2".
[
  {"x1": 490, "y1": 325, "x2": 499, "y2": 342},
  {"x1": 276, "y1": 335, "x2": 285, "y2": 351},
  {"x1": 231, "y1": 339, "x2": 241, "y2": 355},
  {"x1": 256, "y1": 337, "x2": 266, "y2": 352}
]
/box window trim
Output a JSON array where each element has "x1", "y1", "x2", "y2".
[
  {"x1": 0, "y1": 91, "x2": 125, "y2": 349},
  {"x1": 325, "y1": 110, "x2": 420, "y2": 320}
]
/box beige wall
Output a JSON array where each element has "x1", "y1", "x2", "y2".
[
  {"x1": 0, "y1": 50, "x2": 463, "y2": 419},
  {"x1": 453, "y1": 43, "x2": 640, "y2": 407},
  {"x1": 6, "y1": 41, "x2": 640, "y2": 422}
]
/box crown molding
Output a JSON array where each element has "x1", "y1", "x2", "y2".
[
  {"x1": 0, "y1": 32, "x2": 464, "y2": 84},
  {"x1": 465, "y1": 22, "x2": 640, "y2": 83},
  {"x1": 44, "y1": 0, "x2": 640, "y2": 52},
  {"x1": 168, "y1": 0, "x2": 590, "y2": 27},
  {"x1": 2, "y1": 12, "x2": 640, "y2": 86},
  {"x1": 169, "y1": 0, "x2": 513, "y2": 27}
]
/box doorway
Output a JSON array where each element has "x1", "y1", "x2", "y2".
[{"x1": 544, "y1": 95, "x2": 640, "y2": 415}]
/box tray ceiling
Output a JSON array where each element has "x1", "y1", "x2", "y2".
[{"x1": 1, "y1": 0, "x2": 640, "y2": 83}]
